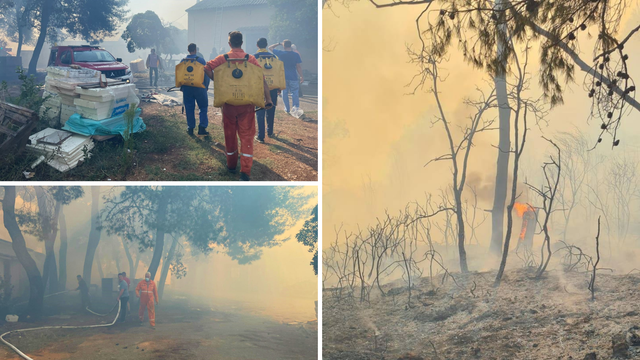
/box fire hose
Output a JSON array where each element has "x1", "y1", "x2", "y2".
[{"x1": 1, "y1": 292, "x2": 122, "y2": 360}]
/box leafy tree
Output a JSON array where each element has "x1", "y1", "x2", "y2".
[
  {"x1": 26, "y1": 0, "x2": 128, "y2": 75},
  {"x1": 121, "y1": 11, "x2": 169, "y2": 54},
  {"x1": 102, "y1": 186, "x2": 315, "y2": 289},
  {"x1": 296, "y1": 205, "x2": 318, "y2": 275},
  {"x1": 0, "y1": 0, "x2": 13, "y2": 13},
  {"x1": 15, "y1": 186, "x2": 84, "y2": 293},
  {"x1": 2, "y1": 186, "x2": 44, "y2": 318},
  {"x1": 0, "y1": 0, "x2": 37, "y2": 57},
  {"x1": 163, "y1": 25, "x2": 188, "y2": 57},
  {"x1": 268, "y1": 0, "x2": 318, "y2": 48}
]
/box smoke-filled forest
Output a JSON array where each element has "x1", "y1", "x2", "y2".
[
  {"x1": 323, "y1": 0, "x2": 640, "y2": 359},
  {"x1": 0, "y1": 186, "x2": 318, "y2": 360}
]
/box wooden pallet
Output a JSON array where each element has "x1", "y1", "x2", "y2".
[{"x1": 0, "y1": 101, "x2": 39, "y2": 155}]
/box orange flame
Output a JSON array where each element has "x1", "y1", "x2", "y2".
[
  {"x1": 519, "y1": 219, "x2": 528, "y2": 243},
  {"x1": 514, "y1": 202, "x2": 535, "y2": 244},
  {"x1": 513, "y1": 202, "x2": 534, "y2": 217}
]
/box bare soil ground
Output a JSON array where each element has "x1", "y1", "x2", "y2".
[
  {"x1": 323, "y1": 268, "x2": 640, "y2": 360},
  {"x1": 1, "y1": 293, "x2": 317, "y2": 360}
]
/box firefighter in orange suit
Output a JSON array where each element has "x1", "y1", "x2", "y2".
[
  {"x1": 136, "y1": 271, "x2": 159, "y2": 328},
  {"x1": 204, "y1": 30, "x2": 273, "y2": 181}
]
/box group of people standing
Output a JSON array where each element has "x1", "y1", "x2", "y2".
[
  {"x1": 175, "y1": 31, "x2": 304, "y2": 181},
  {"x1": 76, "y1": 271, "x2": 159, "y2": 328}
]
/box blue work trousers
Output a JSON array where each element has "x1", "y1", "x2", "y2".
[
  {"x1": 282, "y1": 80, "x2": 300, "y2": 112},
  {"x1": 256, "y1": 89, "x2": 279, "y2": 140},
  {"x1": 183, "y1": 86, "x2": 209, "y2": 129}
]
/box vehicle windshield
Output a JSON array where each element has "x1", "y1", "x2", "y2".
[{"x1": 73, "y1": 50, "x2": 116, "y2": 62}]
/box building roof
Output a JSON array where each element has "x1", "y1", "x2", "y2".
[
  {"x1": 186, "y1": 0, "x2": 268, "y2": 12},
  {"x1": 0, "y1": 238, "x2": 45, "y2": 262}
]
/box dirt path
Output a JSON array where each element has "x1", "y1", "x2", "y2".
[
  {"x1": 1, "y1": 296, "x2": 317, "y2": 360},
  {"x1": 323, "y1": 268, "x2": 640, "y2": 360}
]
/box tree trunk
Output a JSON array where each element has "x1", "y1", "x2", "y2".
[
  {"x1": 455, "y1": 196, "x2": 469, "y2": 273},
  {"x1": 42, "y1": 241, "x2": 59, "y2": 294},
  {"x1": 17, "y1": 28, "x2": 24, "y2": 58},
  {"x1": 58, "y1": 208, "x2": 68, "y2": 290},
  {"x1": 121, "y1": 237, "x2": 134, "y2": 276},
  {"x1": 147, "y1": 195, "x2": 169, "y2": 279},
  {"x1": 489, "y1": 0, "x2": 512, "y2": 256},
  {"x1": 114, "y1": 249, "x2": 121, "y2": 274},
  {"x1": 133, "y1": 257, "x2": 139, "y2": 280},
  {"x1": 158, "y1": 236, "x2": 178, "y2": 300},
  {"x1": 28, "y1": 0, "x2": 53, "y2": 75},
  {"x1": 2, "y1": 186, "x2": 44, "y2": 318},
  {"x1": 35, "y1": 186, "x2": 61, "y2": 294},
  {"x1": 83, "y1": 187, "x2": 102, "y2": 286},
  {"x1": 95, "y1": 246, "x2": 105, "y2": 280}
]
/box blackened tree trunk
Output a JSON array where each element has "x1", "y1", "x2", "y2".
[
  {"x1": 454, "y1": 196, "x2": 468, "y2": 273},
  {"x1": 83, "y1": 187, "x2": 102, "y2": 286},
  {"x1": 2, "y1": 186, "x2": 44, "y2": 317},
  {"x1": 58, "y1": 208, "x2": 68, "y2": 290},
  {"x1": 28, "y1": 0, "x2": 53, "y2": 75}
]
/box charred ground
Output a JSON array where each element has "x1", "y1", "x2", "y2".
[{"x1": 323, "y1": 268, "x2": 640, "y2": 360}]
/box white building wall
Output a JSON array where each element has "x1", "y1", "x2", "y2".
[{"x1": 188, "y1": 5, "x2": 275, "y2": 60}]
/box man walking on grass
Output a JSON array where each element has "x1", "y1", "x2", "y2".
[
  {"x1": 204, "y1": 31, "x2": 273, "y2": 181},
  {"x1": 269, "y1": 40, "x2": 303, "y2": 115},
  {"x1": 181, "y1": 43, "x2": 210, "y2": 136},
  {"x1": 254, "y1": 38, "x2": 281, "y2": 143}
]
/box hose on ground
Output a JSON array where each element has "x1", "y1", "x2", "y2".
[
  {"x1": 85, "y1": 301, "x2": 119, "y2": 317},
  {"x1": 1, "y1": 293, "x2": 122, "y2": 360}
]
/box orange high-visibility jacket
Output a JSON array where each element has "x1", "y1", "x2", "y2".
[{"x1": 136, "y1": 280, "x2": 158, "y2": 302}]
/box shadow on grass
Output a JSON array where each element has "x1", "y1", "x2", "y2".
[{"x1": 190, "y1": 133, "x2": 288, "y2": 181}]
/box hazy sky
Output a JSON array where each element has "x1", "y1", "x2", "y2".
[
  {"x1": 126, "y1": 0, "x2": 191, "y2": 30},
  {"x1": 323, "y1": 1, "x2": 640, "y2": 247}
]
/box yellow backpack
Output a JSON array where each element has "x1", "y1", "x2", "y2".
[
  {"x1": 258, "y1": 56, "x2": 286, "y2": 91},
  {"x1": 175, "y1": 57, "x2": 205, "y2": 89},
  {"x1": 213, "y1": 54, "x2": 265, "y2": 108}
]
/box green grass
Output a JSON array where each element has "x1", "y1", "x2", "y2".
[
  {"x1": 268, "y1": 144, "x2": 283, "y2": 154},
  {"x1": 0, "y1": 107, "x2": 226, "y2": 181}
]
